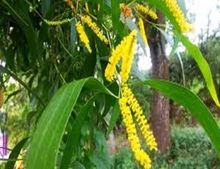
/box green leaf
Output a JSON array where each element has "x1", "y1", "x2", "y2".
[
  {"x1": 5, "y1": 138, "x2": 28, "y2": 169},
  {"x1": 26, "y1": 77, "x2": 116, "y2": 169},
  {"x1": 177, "y1": 34, "x2": 220, "y2": 107},
  {"x1": 2, "y1": 0, "x2": 42, "y2": 60},
  {"x1": 111, "y1": 0, "x2": 120, "y2": 32},
  {"x1": 60, "y1": 95, "x2": 98, "y2": 169},
  {"x1": 144, "y1": 79, "x2": 220, "y2": 157},
  {"x1": 110, "y1": 0, "x2": 123, "y2": 39},
  {"x1": 145, "y1": 1, "x2": 219, "y2": 105},
  {"x1": 97, "y1": 0, "x2": 104, "y2": 20},
  {"x1": 72, "y1": 161, "x2": 86, "y2": 169},
  {"x1": 41, "y1": 0, "x2": 51, "y2": 16},
  {"x1": 107, "y1": 102, "x2": 120, "y2": 135}
]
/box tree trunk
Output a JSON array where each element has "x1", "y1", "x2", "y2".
[{"x1": 148, "y1": 12, "x2": 170, "y2": 153}]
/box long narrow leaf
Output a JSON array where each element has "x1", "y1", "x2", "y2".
[
  {"x1": 107, "y1": 102, "x2": 120, "y2": 135},
  {"x1": 5, "y1": 138, "x2": 28, "y2": 169},
  {"x1": 26, "y1": 77, "x2": 116, "y2": 169},
  {"x1": 60, "y1": 95, "x2": 98, "y2": 169},
  {"x1": 111, "y1": 0, "x2": 120, "y2": 34},
  {"x1": 144, "y1": 0, "x2": 220, "y2": 107},
  {"x1": 144, "y1": 79, "x2": 220, "y2": 157},
  {"x1": 177, "y1": 34, "x2": 220, "y2": 107},
  {"x1": 2, "y1": 0, "x2": 42, "y2": 59}
]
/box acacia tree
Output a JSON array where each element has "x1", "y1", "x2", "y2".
[{"x1": 1, "y1": 1, "x2": 220, "y2": 169}]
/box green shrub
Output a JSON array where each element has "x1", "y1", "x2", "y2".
[
  {"x1": 113, "y1": 147, "x2": 138, "y2": 169},
  {"x1": 113, "y1": 126, "x2": 220, "y2": 169},
  {"x1": 154, "y1": 127, "x2": 220, "y2": 168}
]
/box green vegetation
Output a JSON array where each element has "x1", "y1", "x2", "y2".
[
  {"x1": 0, "y1": 0, "x2": 220, "y2": 169},
  {"x1": 114, "y1": 127, "x2": 220, "y2": 169}
]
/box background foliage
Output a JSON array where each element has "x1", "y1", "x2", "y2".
[{"x1": 1, "y1": 0, "x2": 220, "y2": 169}]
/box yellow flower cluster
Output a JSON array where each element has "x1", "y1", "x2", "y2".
[
  {"x1": 81, "y1": 15, "x2": 108, "y2": 44},
  {"x1": 105, "y1": 30, "x2": 157, "y2": 168},
  {"x1": 0, "y1": 88, "x2": 3, "y2": 108},
  {"x1": 105, "y1": 30, "x2": 137, "y2": 82},
  {"x1": 135, "y1": 4, "x2": 158, "y2": 20},
  {"x1": 104, "y1": 48, "x2": 121, "y2": 82},
  {"x1": 164, "y1": 0, "x2": 191, "y2": 32},
  {"x1": 119, "y1": 96, "x2": 152, "y2": 169},
  {"x1": 75, "y1": 22, "x2": 92, "y2": 53},
  {"x1": 138, "y1": 17, "x2": 148, "y2": 45},
  {"x1": 120, "y1": 32, "x2": 137, "y2": 83},
  {"x1": 122, "y1": 85, "x2": 157, "y2": 151}
]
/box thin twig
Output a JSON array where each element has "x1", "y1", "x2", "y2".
[
  {"x1": 0, "y1": 65, "x2": 45, "y2": 106},
  {"x1": 0, "y1": 158, "x2": 23, "y2": 161},
  {"x1": 57, "y1": 36, "x2": 73, "y2": 58},
  {"x1": 0, "y1": 147, "x2": 13, "y2": 151},
  {"x1": 4, "y1": 89, "x2": 22, "y2": 104}
]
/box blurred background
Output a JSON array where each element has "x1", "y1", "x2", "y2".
[{"x1": 1, "y1": 0, "x2": 220, "y2": 168}]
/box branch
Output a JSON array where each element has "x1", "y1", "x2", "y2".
[{"x1": 0, "y1": 65, "x2": 45, "y2": 106}]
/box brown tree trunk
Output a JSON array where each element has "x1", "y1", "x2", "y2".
[{"x1": 148, "y1": 12, "x2": 170, "y2": 153}]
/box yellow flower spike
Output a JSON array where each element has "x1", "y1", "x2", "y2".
[
  {"x1": 135, "y1": 149, "x2": 152, "y2": 169},
  {"x1": 164, "y1": 0, "x2": 191, "y2": 32},
  {"x1": 119, "y1": 97, "x2": 152, "y2": 169},
  {"x1": 105, "y1": 30, "x2": 136, "y2": 82},
  {"x1": 120, "y1": 30, "x2": 137, "y2": 83},
  {"x1": 122, "y1": 85, "x2": 157, "y2": 151},
  {"x1": 105, "y1": 28, "x2": 153, "y2": 168},
  {"x1": 135, "y1": 4, "x2": 158, "y2": 20},
  {"x1": 104, "y1": 45, "x2": 123, "y2": 82},
  {"x1": 138, "y1": 17, "x2": 148, "y2": 45},
  {"x1": 81, "y1": 15, "x2": 108, "y2": 44},
  {"x1": 75, "y1": 22, "x2": 92, "y2": 53}
]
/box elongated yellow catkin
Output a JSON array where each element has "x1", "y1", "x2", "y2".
[
  {"x1": 164, "y1": 0, "x2": 191, "y2": 32},
  {"x1": 104, "y1": 46, "x2": 122, "y2": 82},
  {"x1": 119, "y1": 96, "x2": 152, "y2": 169},
  {"x1": 105, "y1": 30, "x2": 157, "y2": 169},
  {"x1": 0, "y1": 88, "x2": 4, "y2": 108},
  {"x1": 81, "y1": 15, "x2": 108, "y2": 44},
  {"x1": 135, "y1": 4, "x2": 157, "y2": 20},
  {"x1": 120, "y1": 31, "x2": 137, "y2": 83},
  {"x1": 138, "y1": 17, "x2": 148, "y2": 45},
  {"x1": 122, "y1": 85, "x2": 157, "y2": 151},
  {"x1": 75, "y1": 22, "x2": 92, "y2": 53},
  {"x1": 105, "y1": 30, "x2": 137, "y2": 83},
  {"x1": 105, "y1": 30, "x2": 137, "y2": 82}
]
